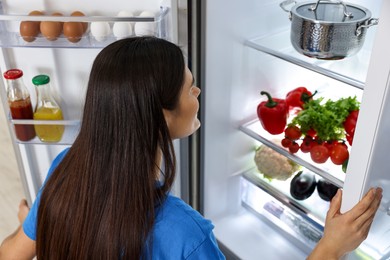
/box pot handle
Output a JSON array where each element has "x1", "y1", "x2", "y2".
[
  {"x1": 309, "y1": 0, "x2": 353, "y2": 18},
  {"x1": 280, "y1": 0, "x2": 297, "y2": 20},
  {"x1": 356, "y1": 18, "x2": 379, "y2": 36}
]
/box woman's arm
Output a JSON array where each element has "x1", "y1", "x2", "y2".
[
  {"x1": 308, "y1": 187, "x2": 383, "y2": 260},
  {"x1": 0, "y1": 199, "x2": 36, "y2": 260}
]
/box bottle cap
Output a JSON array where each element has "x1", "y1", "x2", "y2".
[
  {"x1": 3, "y1": 69, "x2": 23, "y2": 80},
  {"x1": 32, "y1": 75, "x2": 50, "y2": 85}
]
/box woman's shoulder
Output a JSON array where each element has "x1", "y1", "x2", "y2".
[
  {"x1": 155, "y1": 194, "x2": 214, "y2": 235},
  {"x1": 151, "y1": 194, "x2": 225, "y2": 259}
]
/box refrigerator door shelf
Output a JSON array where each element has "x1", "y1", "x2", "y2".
[
  {"x1": 244, "y1": 29, "x2": 377, "y2": 90},
  {"x1": 9, "y1": 118, "x2": 80, "y2": 145},
  {"x1": 239, "y1": 119, "x2": 345, "y2": 187},
  {"x1": 0, "y1": 2, "x2": 171, "y2": 48}
]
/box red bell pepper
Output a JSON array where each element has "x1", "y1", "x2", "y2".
[
  {"x1": 286, "y1": 87, "x2": 317, "y2": 109},
  {"x1": 344, "y1": 110, "x2": 359, "y2": 145},
  {"x1": 257, "y1": 91, "x2": 288, "y2": 135}
]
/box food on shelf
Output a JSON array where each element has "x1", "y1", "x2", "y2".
[
  {"x1": 91, "y1": 22, "x2": 111, "y2": 42},
  {"x1": 63, "y1": 22, "x2": 84, "y2": 43},
  {"x1": 343, "y1": 110, "x2": 359, "y2": 145},
  {"x1": 290, "y1": 171, "x2": 316, "y2": 200},
  {"x1": 33, "y1": 75, "x2": 64, "y2": 142},
  {"x1": 71, "y1": 11, "x2": 88, "y2": 33},
  {"x1": 316, "y1": 179, "x2": 339, "y2": 202},
  {"x1": 3, "y1": 69, "x2": 36, "y2": 141},
  {"x1": 113, "y1": 11, "x2": 134, "y2": 40},
  {"x1": 310, "y1": 144, "x2": 330, "y2": 164},
  {"x1": 273, "y1": 87, "x2": 360, "y2": 167},
  {"x1": 134, "y1": 11, "x2": 156, "y2": 36},
  {"x1": 40, "y1": 12, "x2": 63, "y2": 41},
  {"x1": 254, "y1": 145, "x2": 300, "y2": 180},
  {"x1": 285, "y1": 86, "x2": 316, "y2": 110},
  {"x1": 20, "y1": 10, "x2": 44, "y2": 42},
  {"x1": 329, "y1": 143, "x2": 349, "y2": 165},
  {"x1": 257, "y1": 91, "x2": 288, "y2": 135},
  {"x1": 290, "y1": 96, "x2": 360, "y2": 141},
  {"x1": 63, "y1": 11, "x2": 87, "y2": 43}
]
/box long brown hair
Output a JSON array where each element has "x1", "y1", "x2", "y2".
[{"x1": 36, "y1": 37, "x2": 185, "y2": 259}]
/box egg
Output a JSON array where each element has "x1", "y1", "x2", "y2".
[
  {"x1": 113, "y1": 11, "x2": 134, "y2": 39},
  {"x1": 90, "y1": 22, "x2": 111, "y2": 42},
  {"x1": 63, "y1": 22, "x2": 83, "y2": 43},
  {"x1": 40, "y1": 12, "x2": 63, "y2": 41},
  {"x1": 20, "y1": 10, "x2": 43, "y2": 42},
  {"x1": 71, "y1": 11, "x2": 88, "y2": 33},
  {"x1": 134, "y1": 11, "x2": 156, "y2": 36}
]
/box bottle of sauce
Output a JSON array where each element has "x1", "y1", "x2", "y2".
[
  {"x1": 3, "y1": 69, "x2": 36, "y2": 141},
  {"x1": 32, "y1": 75, "x2": 64, "y2": 142}
]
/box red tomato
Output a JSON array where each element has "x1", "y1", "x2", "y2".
[
  {"x1": 281, "y1": 138, "x2": 292, "y2": 148},
  {"x1": 300, "y1": 136, "x2": 313, "y2": 153},
  {"x1": 310, "y1": 145, "x2": 330, "y2": 164},
  {"x1": 289, "y1": 142, "x2": 300, "y2": 153},
  {"x1": 330, "y1": 144, "x2": 349, "y2": 165},
  {"x1": 284, "y1": 126, "x2": 302, "y2": 140}
]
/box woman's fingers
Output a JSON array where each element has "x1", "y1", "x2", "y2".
[
  {"x1": 327, "y1": 189, "x2": 342, "y2": 218},
  {"x1": 346, "y1": 188, "x2": 379, "y2": 221},
  {"x1": 354, "y1": 188, "x2": 383, "y2": 229}
]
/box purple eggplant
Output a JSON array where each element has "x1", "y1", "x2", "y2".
[{"x1": 290, "y1": 171, "x2": 316, "y2": 200}]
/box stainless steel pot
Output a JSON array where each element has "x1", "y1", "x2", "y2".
[{"x1": 280, "y1": 0, "x2": 378, "y2": 60}]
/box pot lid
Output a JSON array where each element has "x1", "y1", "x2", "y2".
[{"x1": 294, "y1": 1, "x2": 371, "y2": 23}]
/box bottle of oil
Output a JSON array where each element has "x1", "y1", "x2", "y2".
[
  {"x1": 32, "y1": 75, "x2": 64, "y2": 142},
  {"x1": 3, "y1": 69, "x2": 36, "y2": 141}
]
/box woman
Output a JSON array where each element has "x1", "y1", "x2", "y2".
[{"x1": 0, "y1": 37, "x2": 383, "y2": 259}]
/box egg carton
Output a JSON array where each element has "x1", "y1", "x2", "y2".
[{"x1": 0, "y1": 3, "x2": 171, "y2": 48}]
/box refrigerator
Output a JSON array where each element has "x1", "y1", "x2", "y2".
[
  {"x1": 194, "y1": 0, "x2": 390, "y2": 259},
  {"x1": 1, "y1": 0, "x2": 390, "y2": 260}
]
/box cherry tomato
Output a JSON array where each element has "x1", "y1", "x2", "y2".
[
  {"x1": 310, "y1": 145, "x2": 329, "y2": 164},
  {"x1": 289, "y1": 142, "x2": 300, "y2": 153},
  {"x1": 281, "y1": 138, "x2": 292, "y2": 148},
  {"x1": 330, "y1": 144, "x2": 349, "y2": 165},
  {"x1": 300, "y1": 136, "x2": 313, "y2": 153},
  {"x1": 284, "y1": 126, "x2": 302, "y2": 140},
  {"x1": 324, "y1": 140, "x2": 336, "y2": 151}
]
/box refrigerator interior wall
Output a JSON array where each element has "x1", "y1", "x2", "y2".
[
  {"x1": 0, "y1": 0, "x2": 181, "y2": 203},
  {"x1": 201, "y1": 0, "x2": 384, "y2": 259}
]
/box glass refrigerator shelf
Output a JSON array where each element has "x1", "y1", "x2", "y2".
[
  {"x1": 239, "y1": 119, "x2": 345, "y2": 188},
  {"x1": 244, "y1": 29, "x2": 377, "y2": 90}
]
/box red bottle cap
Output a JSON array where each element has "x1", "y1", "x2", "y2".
[{"x1": 3, "y1": 69, "x2": 23, "y2": 80}]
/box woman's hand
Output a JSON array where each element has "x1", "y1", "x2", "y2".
[{"x1": 308, "y1": 187, "x2": 383, "y2": 260}]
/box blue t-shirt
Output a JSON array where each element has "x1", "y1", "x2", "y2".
[{"x1": 23, "y1": 149, "x2": 225, "y2": 260}]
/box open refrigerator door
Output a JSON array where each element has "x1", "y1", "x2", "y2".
[
  {"x1": 0, "y1": 0, "x2": 181, "y2": 205},
  {"x1": 198, "y1": 0, "x2": 390, "y2": 259}
]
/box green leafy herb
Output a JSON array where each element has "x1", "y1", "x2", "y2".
[{"x1": 290, "y1": 96, "x2": 360, "y2": 141}]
